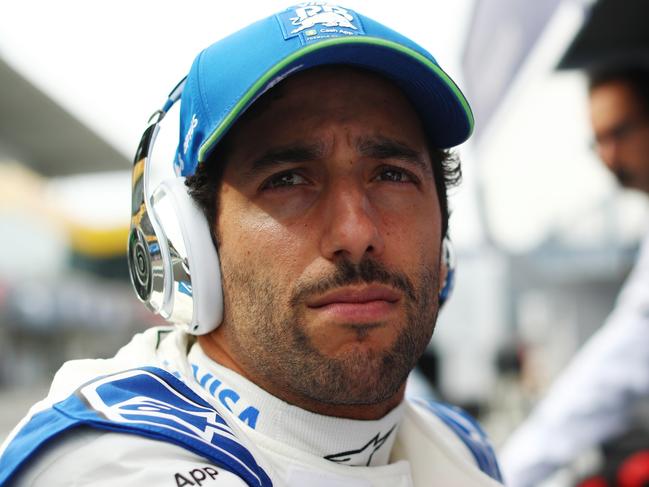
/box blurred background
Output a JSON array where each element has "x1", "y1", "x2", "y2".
[{"x1": 1, "y1": 0, "x2": 647, "y2": 485}]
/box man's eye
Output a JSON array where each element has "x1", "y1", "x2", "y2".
[
  {"x1": 375, "y1": 167, "x2": 415, "y2": 183},
  {"x1": 261, "y1": 171, "x2": 309, "y2": 189}
]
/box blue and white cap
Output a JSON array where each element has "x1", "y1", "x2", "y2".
[{"x1": 174, "y1": 2, "x2": 474, "y2": 177}]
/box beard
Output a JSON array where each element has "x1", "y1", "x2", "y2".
[{"x1": 219, "y1": 256, "x2": 440, "y2": 406}]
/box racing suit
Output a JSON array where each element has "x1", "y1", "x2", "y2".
[{"x1": 0, "y1": 326, "x2": 502, "y2": 486}]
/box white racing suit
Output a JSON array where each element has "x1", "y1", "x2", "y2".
[{"x1": 0, "y1": 327, "x2": 502, "y2": 486}]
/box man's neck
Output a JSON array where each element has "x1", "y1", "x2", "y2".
[{"x1": 189, "y1": 339, "x2": 405, "y2": 467}]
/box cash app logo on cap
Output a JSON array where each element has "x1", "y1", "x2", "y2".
[{"x1": 277, "y1": 2, "x2": 365, "y2": 43}]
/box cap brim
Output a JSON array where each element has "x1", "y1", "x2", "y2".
[{"x1": 198, "y1": 37, "x2": 474, "y2": 163}]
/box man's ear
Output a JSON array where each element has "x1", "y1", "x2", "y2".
[
  {"x1": 439, "y1": 256, "x2": 448, "y2": 294},
  {"x1": 438, "y1": 238, "x2": 455, "y2": 306}
]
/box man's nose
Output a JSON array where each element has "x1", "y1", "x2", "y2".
[{"x1": 319, "y1": 182, "x2": 385, "y2": 263}]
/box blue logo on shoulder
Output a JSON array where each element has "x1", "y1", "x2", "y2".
[
  {"x1": 75, "y1": 368, "x2": 272, "y2": 487},
  {"x1": 80, "y1": 370, "x2": 235, "y2": 444},
  {"x1": 276, "y1": 2, "x2": 364, "y2": 44}
]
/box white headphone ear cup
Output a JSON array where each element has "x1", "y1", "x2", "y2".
[{"x1": 153, "y1": 177, "x2": 223, "y2": 335}]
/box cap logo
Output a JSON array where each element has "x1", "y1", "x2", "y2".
[
  {"x1": 183, "y1": 113, "x2": 199, "y2": 155},
  {"x1": 175, "y1": 153, "x2": 185, "y2": 175},
  {"x1": 291, "y1": 4, "x2": 355, "y2": 33},
  {"x1": 277, "y1": 2, "x2": 364, "y2": 44}
]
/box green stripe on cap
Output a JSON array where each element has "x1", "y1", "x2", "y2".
[{"x1": 198, "y1": 36, "x2": 474, "y2": 162}]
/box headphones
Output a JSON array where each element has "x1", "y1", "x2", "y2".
[
  {"x1": 127, "y1": 79, "x2": 457, "y2": 336},
  {"x1": 128, "y1": 78, "x2": 222, "y2": 336}
]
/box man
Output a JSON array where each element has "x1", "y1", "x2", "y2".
[
  {"x1": 500, "y1": 66, "x2": 649, "y2": 487},
  {"x1": 0, "y1": 4, "x2": 502, "y2": 486}
]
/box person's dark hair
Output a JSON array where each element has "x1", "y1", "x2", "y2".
[
  {"x1": 588, "y1": 65, "x2": 649, "y2": 116},
  {"x1": 186, "y1": 143, "x2": 461, "y2": 243},
  {"x1": 185, "y1": 139, "x2": 229, "y2": 247}
]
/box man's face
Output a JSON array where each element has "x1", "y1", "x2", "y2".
[
  {"x1": 590, "y1": 80, "x2": 649, "y2": 192},
  {"x1": 210, "y1": 67, "x2": 443, "y2": 411}
]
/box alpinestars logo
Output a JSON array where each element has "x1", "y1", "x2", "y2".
[
  {"x1": 289, "y1": 3, "x2": 357, "y2": 34},
  {"x1": 324, "y1": 425, "x2": 396, "y2": 466},
  {"x1": 77, "y1": 368, "x2": 271, "y2": 487},
  {"x1": 80, "y1": 369, "x2": 237, "y2": 445}
]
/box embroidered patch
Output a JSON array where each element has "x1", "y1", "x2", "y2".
[{"x1": 276, "y1": 2, "x2": 364, "y2": 44}]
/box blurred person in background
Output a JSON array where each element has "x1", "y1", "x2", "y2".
[
  {"x1": 0, "y1": 4, "x2": 503, "y2": 486},
  {"x1": 500, "y1": 65, "x2": 649, "y2": 487}
]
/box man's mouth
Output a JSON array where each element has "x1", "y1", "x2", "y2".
[
  {"x1": 306, "y1": 285, "x2": 401, "y2": 322},
  {"x1": 308, "y1": 285, "x2": 401, "y2": 307}
]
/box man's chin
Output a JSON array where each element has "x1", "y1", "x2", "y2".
[
  {"x1": 314, "y1": 325, "x2": 400, "y2": 356},
  {"x1": 302, "y1": 348, "x2": 410, "y2": 405}
]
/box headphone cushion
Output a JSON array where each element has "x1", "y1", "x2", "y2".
[{"x1": 155, "y1": 177, "x2": 223, "y2": 334}]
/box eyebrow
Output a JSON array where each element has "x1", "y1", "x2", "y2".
[
  {"x1": 243, "y1": 144, "x2": 324, "y2": 178},
  {"x1": 242, "y1": 136, "x2": 429, "y2": 178},
  {"x1": 356, "y1": 136, "x2": 430, "y2": 174}
]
